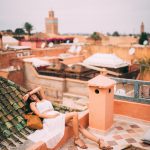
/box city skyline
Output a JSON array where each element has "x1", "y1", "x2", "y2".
[{"x1": 1, "y1": 0, "x2": 150, "y2": 34}]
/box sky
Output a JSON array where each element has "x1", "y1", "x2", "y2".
[{"x1": 0, "y1": 0, "x2": 150, "y2": 34}]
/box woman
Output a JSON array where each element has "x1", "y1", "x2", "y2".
[{"x1": 23, "y1": 87, "x2": 112, "y2": 150}]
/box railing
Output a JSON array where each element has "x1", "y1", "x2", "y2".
[{"x1": 111, "y1": 77, "x2": 150, "y2": 104}]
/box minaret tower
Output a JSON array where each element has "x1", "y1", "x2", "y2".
[
  {"x1": 0, "y1": 32, "x2": 3, "y2": 49},
  {"x1": 140, "y1": 22, "x2": 144, "y2": 33},
  {"x1": 45, "y1": 10, "x2": 58, "y2": 34}
]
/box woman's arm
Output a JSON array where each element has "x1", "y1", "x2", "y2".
[
  {"x1": 29, "y1": 87, "x2": 41, "y2": 96},
  {"x1": 30, "y1": 102, "x2": 59, "y2": 119},
  {"x1": 29, "y1": 87, "x2": 45, "y2": 99},
  {"x1": 23, "y1": 86, "x2": 46, "y2": 101}
]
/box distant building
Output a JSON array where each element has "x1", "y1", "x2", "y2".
[
  {"x1": 45, "y1": 10, "x2": 58, "y2": 35},
  {"x1": 140, "y1": 22, "x2": 144, "y2": 33},
  {"x1": 0, "y1": 32, "x2": 2, "y2": 49}
]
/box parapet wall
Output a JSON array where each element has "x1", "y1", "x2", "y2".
[
  {"x1": 24, "y1": 62, "x2": 66, "y2": 99},
  {"x1": 87, "y1": 45, "x2": 150, "y2": 62},
  {"x1": 24, "y1": 62, "x2": 88, "y2": 99},
  {"x1": 65, "y1": 78, "x2": 88, "y2": 96},
  {"x1": 114, "y1": 99, "x2": 150, "y2": 122}
]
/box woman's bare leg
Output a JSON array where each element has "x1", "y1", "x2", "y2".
[
  {"x1": 79, "y1": 125, "x2": 113, "y2": 149},
  {"x1": 65, "y1": 112, "x2": 87, "y2": 148},
  {"x1": 65, "y1": 112, "x2": 79, "y2": 138},
  {"x1": 79, "y1": 125, "x2": 98, "y2": 142}
]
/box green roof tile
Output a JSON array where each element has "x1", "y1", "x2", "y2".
[{"x1": 0, "y1": 76, "x2": 31, "y2": 149}]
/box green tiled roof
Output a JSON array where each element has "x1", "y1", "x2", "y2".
[
  {"x1": 0, "y1": 76, "x2": 79, "y2": 150},
  {"x1": 0, "y1": 76, "x2": 33, "y2": 150}
]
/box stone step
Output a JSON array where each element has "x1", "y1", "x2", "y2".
[{"x1": 62, "y1": 92, "x2": 89, "y2": 111}]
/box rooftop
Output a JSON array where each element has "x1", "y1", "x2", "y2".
[
  {"x1": 83, "y1": 53, "x2": 129, "y2": 69},
  {"x1": 61, "y1": 117, "x2": 150, "y2": 150}
]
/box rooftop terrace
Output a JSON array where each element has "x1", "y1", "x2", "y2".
[{"x1": 61, "y1": 117, "x2": 150, "y2": 150}]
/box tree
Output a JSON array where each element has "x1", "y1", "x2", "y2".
[
  {"x1": 112, "y1": 31, "x2": 120, "y2": 36},
  {"x1": 14, "y1": 28, "x2": 25, "y2": 35},
  {"x1": 24, "y1": 22, "x2": 33, "y2": 35},
  {"x1": 139, "y1": 32, "x2": 148, "y2": 45},
  {"x1": 90, "y1": 32, "x2": 101, "y2": 41},
  {"x1": 6, "y1": 29, "x2": 13, "y2": 34}
]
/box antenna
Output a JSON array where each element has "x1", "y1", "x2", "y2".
[{"x1": 129, "y1": 47, "x2": 135, "y2": 55}]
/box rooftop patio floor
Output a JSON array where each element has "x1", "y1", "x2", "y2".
[{"x1": 60, "y1": 117, "x2": 150, "y2": 150}]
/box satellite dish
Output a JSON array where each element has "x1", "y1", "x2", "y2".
[
  {"x1": 129, "y1": 48, "x2": 135, "y2": 55},
  {"x1": 48, "y1": 42, "x2": 54, "y2": 48},
  {"x1": 143, "y1": 40, "x2": 148, "y2": 46},
  {"x1": 5, "y1": 44, "x2": 9, "y2": 50},
  {"x1": 73, "y1": 38, "x2": 79, "y2": 44},
  {"x1": 41, "y1": 42, "x2": 46, "y2": 49},
  {"x1": 66, "y1": 40, "x2": 70, "y2": 44}
]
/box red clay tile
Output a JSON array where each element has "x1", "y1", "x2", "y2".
[
  {"x1": 130, "y1": 124, "x2": 140, "y2": 128},
  {"x1": 126, "y1": 138, "x2": 137, "y2": 143},
  {"x1": 135, "y1": 128, "x2": 144, "y2": 132},
  {"x1": 121, "y1": 134, "x2": 131, "y2": 138},
  {"x1": 113, "y1": 135, "x2": 123, "y2": 140},
  {"x1": 115, "y1": 126, "x2": 124, "y2": 130},
  {"x1": 107, "y1": 141, "x2": 118, "y2": 146},
  {"x1": 126, "y1": 129, "x2": 135, "y2": 133}
]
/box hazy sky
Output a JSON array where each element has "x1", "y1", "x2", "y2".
[{"x1": 1, "y1": 0, "x2": 150, "y2": 34}]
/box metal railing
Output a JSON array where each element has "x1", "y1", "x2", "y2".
[{"x1": 111, "y1": 77, "x2": 150, "y2": 104}]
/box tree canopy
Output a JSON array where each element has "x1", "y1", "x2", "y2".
[
  {"x1": 139, "y1": 32, "x2": 148, "y2": 45},
  {"x1": 24, "y1": 22, "x2": 33, "y2": 35},
  {"x1": 90, "y1": 32, "x2": 101, "y2": 41},
  {"x1": 14, "y1": 28, "x2": 25, "y2": 35},
  {"x1": 112, "y1": 31, "x2": 120, "y2": 36}
]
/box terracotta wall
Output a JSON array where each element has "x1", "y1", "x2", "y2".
[
  {"x1": 20, "y1": 41, "x2": 37, "y2": 49},
  {"x1": 0, "y1": 70, "x2": 24, "y2": 86},
  {"x1": 31, "y1": 48, "x2": 67, "y2": 57},
  {"x1": 88, "y1": 45, "x2": 150, "y2": 62},
  {"x1": 8, "y1": 70, "x2": 24, "y2": 86},
  {"x1": 0, "y1": 46, "x2": 68, "y2": 68},
  {"x1": 24, "y1": 62, "x2": 66, "y2": 99},
  {"x1": 65, "y1": 78, "x2": 88, "y2": 96},
  {"x1": 114, "y1": 99, "x2": 150, "y2": 121},
  {"x1": 0, "y1": 52, "x2": 16, "y2": 68},
  {"x1": 63, "y1": 55, "x2": 85, "y2": 64},
  {"x1": 106, "y1": 36, "x2": 138, "y2": 46}
]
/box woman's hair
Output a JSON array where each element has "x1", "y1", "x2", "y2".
[{"x1": 25, "y1": 91, "x2": 42, "y2": 113}]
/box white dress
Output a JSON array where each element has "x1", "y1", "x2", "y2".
[{"x1": 27, "y1": 100, "x2": 66, "y2": 149}]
